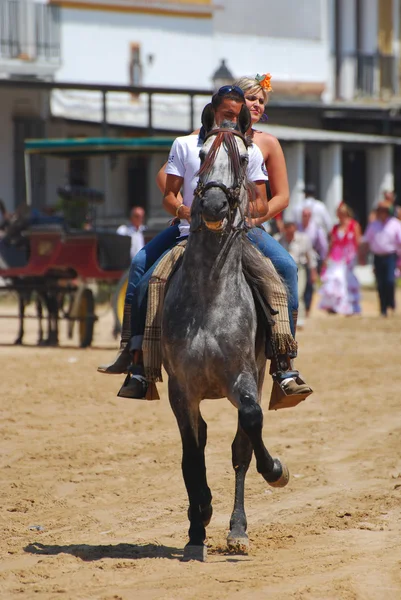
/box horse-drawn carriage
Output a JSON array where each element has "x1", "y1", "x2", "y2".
[{"x1": 0, "y1": 136, "x2": 173, "y2": 346}]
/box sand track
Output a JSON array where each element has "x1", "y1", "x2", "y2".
[{"x1": 1, "y1": 289, "x2": 401, "y2": 599}]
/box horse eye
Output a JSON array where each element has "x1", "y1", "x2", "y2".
[
  {"x1": 199, "y1": 150, "x2": 206, "y2": 163},
  {"x1": 241, "y1": 155, "x2": 249, "y2": 165}
]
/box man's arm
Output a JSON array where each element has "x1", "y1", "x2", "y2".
[{"x1": 163, "y1": 174, "x2": 191, "y2": 221}]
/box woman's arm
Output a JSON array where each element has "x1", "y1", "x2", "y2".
[
  {"x1": 256, "y1": 134, "x2": 289, "y2": 219},
  {"x1": 248, "y1": 181, "x2": 269, "y2": 226}
]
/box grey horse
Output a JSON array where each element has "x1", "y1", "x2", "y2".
[{"x1": 161, "y1": 105, "x2": 289, "y2": 561}]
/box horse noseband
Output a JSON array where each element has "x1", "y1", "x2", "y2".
[{"x1": 194, "y1": 180, "x2": 242, "y2": 210}]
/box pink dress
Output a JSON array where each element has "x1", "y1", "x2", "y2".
[{"x1": 319, "y1": 220, "x2": 361, "y2": 315}]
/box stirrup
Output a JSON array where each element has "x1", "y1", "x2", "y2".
[
  {"x1": 117, "y1": 365, "x2": 148, "y2": 399},
  {"x1": 269, "y1": 370, "x2": 313, "y2": 411}
]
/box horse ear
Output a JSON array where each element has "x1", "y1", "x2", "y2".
[
  {"x1": 238, "y1": 105, "x2": 251, "y2": 135},
  {"x1": 201, "y1": 103, "x2": 215, "y2": 133}
]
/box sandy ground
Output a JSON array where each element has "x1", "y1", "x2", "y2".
[{"x1": 1, "y1": 288, "x2": 401, "y2": 600}]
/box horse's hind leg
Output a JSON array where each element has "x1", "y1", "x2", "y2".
[
  {"x1": 168, "y1": 379, "x2": 211, "y2": 562},
  {"x1": 227, "y1": 422, "x2": 252, "y2": 553},
  {"x1": 36, "y1": 296, "x2": 44, "y2": 345},
  {"x1": 15, "y1": 294, "x2": 25, "y2": 345},
  {"x1": 234, "y1": 373, "x2": 289, "y2": 488}
]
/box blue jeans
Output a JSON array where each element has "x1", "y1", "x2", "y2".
[
  {"x1": 130, "y1": 226, "x2": 298, "y2": 349},
  {"x1": 373, "y1": 253, "x2": 397, "y2": 315},
  {"x1": 125, "y1": 224, "x2": 180, "y2": 308}
]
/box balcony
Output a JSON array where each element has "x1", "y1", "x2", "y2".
[
  {"x1": 0, "y1": 0, "x2": 61, "y2": 79},
  {"x1": 336, "y1": 52, "x2": 397, "y2": 101}
]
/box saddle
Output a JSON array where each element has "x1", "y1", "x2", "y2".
[{"x1": 142, "y1": 242, "x2": 303, "y2": 407}]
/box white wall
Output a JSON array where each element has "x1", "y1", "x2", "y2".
[
  {"x1": 56, "y1": 5, "x2": 331, "y2": 92},
  {"x1": 57, "y1": 8, "x2": 214, "y2": 88}
]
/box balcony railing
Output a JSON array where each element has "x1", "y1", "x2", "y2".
[
  {"x1": 336, "y1": 52, "x2": 397, "y2": 100},
  {"x1": 0, "y1": 0, "x2": 60, "y2": 63}
]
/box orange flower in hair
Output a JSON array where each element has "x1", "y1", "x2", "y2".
[{"x1": 255, "y1": 73, "x2": 272, "y2": 92}]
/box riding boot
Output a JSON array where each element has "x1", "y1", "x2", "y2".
[
  {"x1": 117, "y1": 350, "x2": 149, "y2": 399},
  {"x1": 270, "y1": 354, "x2": 313, "y2": 397},
  {"x1": 97, "y1": 303, "x2": 132, "y2": 374}
]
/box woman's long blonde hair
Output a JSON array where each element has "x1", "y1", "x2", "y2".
[{"x1": 233, "y1": 76, "x2": 270, "y2": 103}]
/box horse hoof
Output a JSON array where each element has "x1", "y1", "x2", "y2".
[
  {"x1": 182, "y1": 544, "x2": 207, "y2": 562},
  {"x1": 227, "y1": 533, "x2": 249, "y2": 554},
  {"x1": 268, "y1": 459, "x2": 290, "y2": 488}
]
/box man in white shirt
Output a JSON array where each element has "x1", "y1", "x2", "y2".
[
  {"x1": 117, "y1": 206, "x2": 146, "y2": 259},
  {"x1": 292, "y1": 183, "x2": 332, "y2": 235}
]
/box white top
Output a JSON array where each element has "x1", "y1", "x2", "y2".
[
  {"x1": 165, "y1": 133, "x2": 268, "y2": 236},
  {"x1": 275, "y1": 231, "x2": 317, "y2": 268},
  {"x1": 292, "y1": 197, "x2": 332, "y2": 235},
  {"x1": 116, "y1": 224, "x2": 145, "y2": 259}
]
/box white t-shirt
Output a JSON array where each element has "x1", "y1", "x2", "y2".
[
  {"x1": 165, "y1": 133, "x2": 268, "y2": 236},
  {"x1": 116, "y1": 224, "x2": 145, "y2": 259},
  {"x1": 292, "y1": 197, "x2": 332, "y2": 235}
]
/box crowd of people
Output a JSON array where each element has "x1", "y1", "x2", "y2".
[{"x1": 276, "y1": 187, "x2": 401, "y2": 320}]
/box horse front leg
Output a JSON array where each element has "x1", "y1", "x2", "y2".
[
  {"x1": 168, "y1": 378, "x2": 212, "y2": 562},
  {"x1": 227, "y1": 421, "x2": 252, "y2": 553},
  {"x1": 228, "y1": 362, "x2": 266, "y2": 553},
  {"x1": 234, "y1": 372, "x2": 289, "y2": 487}
]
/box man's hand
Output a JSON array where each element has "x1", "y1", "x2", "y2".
[{"x1": 176, "y1": 204, "x2": 191, "y2": 222}]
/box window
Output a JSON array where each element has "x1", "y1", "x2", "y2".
[{"x1": 129, "y1": 43, "x2": 142, "y2": 87}]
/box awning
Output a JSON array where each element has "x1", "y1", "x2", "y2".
[
  {"x1": 24, "y1": 136, "x2": 175, "y2": 156},
  {"x1": 258, "y1": 123, "x2": 401, "y2": 145}
]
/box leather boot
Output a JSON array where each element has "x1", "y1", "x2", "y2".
[
  {"x1": 98, "y1": 303, "x2": 132, "y2": 374},
  {"x1": 270, "y1": 354, "x2": 312, "y2": 396}
]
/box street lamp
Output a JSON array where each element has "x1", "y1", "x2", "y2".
[{"x1": 211, "y1": 59, "x2": 234, "y2": 90}]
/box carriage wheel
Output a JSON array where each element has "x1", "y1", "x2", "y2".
[
  {"x1": 78, "y1": 288, "x2": 95, "y2": 348},
  {"x1": 112, "y1": 270, "x2": 129, "y2": 330}
]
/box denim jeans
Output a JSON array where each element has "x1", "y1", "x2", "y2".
[
  {"x1": 373, "y1": 253, "x2": 397, "y2": 315},
  {"x1": 130, "y1": 226, "x2": 299, "y2": 350},
  {"x1": 125, "y1": 224, "x2": 180, "y2": 307}
]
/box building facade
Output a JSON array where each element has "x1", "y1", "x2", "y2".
[{"x1": 1, "y1": 0, "x2": 401, "y2": 229}]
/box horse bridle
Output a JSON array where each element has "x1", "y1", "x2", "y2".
[{"x1": 193, "y1": 128, "x2": 248, "y2": 226}]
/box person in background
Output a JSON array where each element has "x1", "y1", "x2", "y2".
[
  {"x1": 0, "y1": 199, "x2": 11, "y2": 234},
  {"x1": 368, "y1": 190, "x2": 401, "y2": 223},
  {"x1": 298, "y1": 206, "x2": 328, "y2": 316},
  {"x1": 361, "y1": 200, "x2": 401, "y2": 317},
  {"x1": 275, "y1": 217, "x2": 317, "y2": 329},
  {"x1": 117, "y1": 206, "x2": 146, "y2": 259},
  {"x1": 319, "y1": 203, "x2": 361, "y2": 316},
  {"x1": 292, "y1": 183, "x2": 332, "y2": 235}
]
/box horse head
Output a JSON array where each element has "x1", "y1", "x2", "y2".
[{"x1": 191, "y1": 103, "x2": 251, "y2": 234}]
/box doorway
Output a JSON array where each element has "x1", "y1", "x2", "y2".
[
  {"x1": 127, "y1": 156, "x2": 148, "y2": 213},
  {"x1": 342, "y1": 148, "x2": 367, "y2": 228}
]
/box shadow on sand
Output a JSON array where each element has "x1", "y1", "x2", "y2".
[{"x1": 24, "y1": 541, "x2": 183, "y2": 561}]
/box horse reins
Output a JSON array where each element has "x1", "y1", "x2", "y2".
[{"x1": 193, "y1": 128, "x2": 249, "y2": 230}]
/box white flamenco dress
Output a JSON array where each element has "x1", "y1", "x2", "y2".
[{"x1": 319, "y1": 223, "x2": 361, "y2": 315}]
